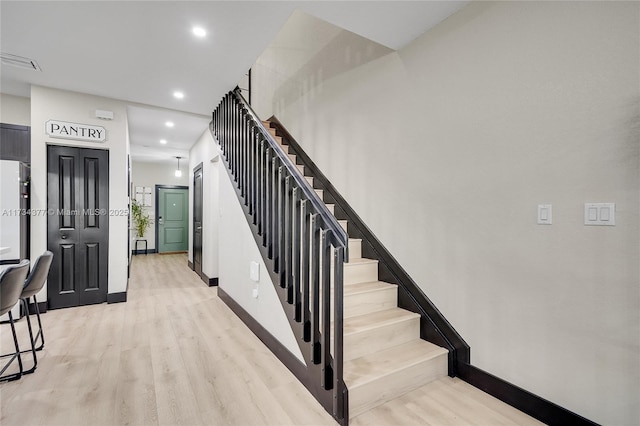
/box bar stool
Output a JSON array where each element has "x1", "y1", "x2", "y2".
[
  {"x1": 0, "y1": 260, "x2": 30, "y2": 382},
  {"x1": 19, "y1": 251, "x2": 53, "y2": 374}
]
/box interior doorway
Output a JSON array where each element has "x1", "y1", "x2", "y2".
[
  {"x1": 192, "y1": 164, "x2": 203, "y2": 278},
  {"x1": 155, "y1": 185, "x2": 188, "y2": 253},
  {"x1": 47, "y1": 145, "x2": 109, "y2": 309}
]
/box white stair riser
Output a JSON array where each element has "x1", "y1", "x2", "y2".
[
  {"x1": 327, "y1": 286, "x2": 397, "y2": 319},
  {"x1": 344, "y1": 287, "x2": 397, "y2": 319},
  {"x1": 344, "y1": 262, "x2": 378, "y2": 285},
  {"x1": 344, "y1": 318, "x2": 419, "y2": 361},
  {"x1": 349, "y1": 352, "x2": 448, "y2": 418},
  {"x1": 348, "y1": 239, "x2": 362, "y2": 259}
]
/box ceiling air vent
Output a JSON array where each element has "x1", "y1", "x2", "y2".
[{"x1": 1, "y1": 52, "x2": 41, "y2": 71}]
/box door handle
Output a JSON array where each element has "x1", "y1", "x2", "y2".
[
  {"x1": 196, "y1": 226, "x2": 202, "y2": 230},
  {"x1": 61, "y1": 235, "x2": 67, "y2": 239}
]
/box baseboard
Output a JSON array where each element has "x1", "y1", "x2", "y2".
[
  {"x1": 458, "y1": 363, "x2": 598, "y2": 426},
  {"x1": 107, "y1": 292, "x2": 127, "y2": 304},
  {"x1": 218, "y1": 287, "x2": 308, "y2": 381},
  {"x1": 201, "y1": 273, "x2": 218, "y2": 287},
  {"x1": 132, "y1": 249, "x2": 157, "y2": 255},
  {"x1": 188, "y1": 260, "x2": 194, "y2": 269}
]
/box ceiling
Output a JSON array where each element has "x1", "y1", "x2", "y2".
[{"x1": 0, "y1": 1, "x2": 467, "y2": 164}]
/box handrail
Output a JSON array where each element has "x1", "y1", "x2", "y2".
[
  {"x1": 233, "y1": 89, "x2": 349, "y2": 249},
  {"x1": 211, "y1": 90, "x2": 349, "y2": 424}
]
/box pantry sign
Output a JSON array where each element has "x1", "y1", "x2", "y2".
[{"x1": 46, "y1": 120, "x2": 107, "y2": 143}]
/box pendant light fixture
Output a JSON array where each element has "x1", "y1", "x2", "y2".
[{"x1": 175, "y1": 156, "x2": 182, "y2": 177}]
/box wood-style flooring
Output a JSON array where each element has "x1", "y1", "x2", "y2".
[{"x1": 0, "y1": 253, "x2": 542, "y2": 425}]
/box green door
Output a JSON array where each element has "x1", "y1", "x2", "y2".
[{"x1": 158, "y1": 187, "x2": 188, "y2": 253}]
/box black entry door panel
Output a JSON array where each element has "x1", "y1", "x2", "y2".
[
  {"x1": 47, "y1": 145, "x2": 109, "y2": 309},
  {"x1": 193, "y1": 164, "x2": 203, "y2": 278}
]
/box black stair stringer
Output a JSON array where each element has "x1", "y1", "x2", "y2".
[{"x1": 265, "y1": 116, "x2": 471, "y2": 377}]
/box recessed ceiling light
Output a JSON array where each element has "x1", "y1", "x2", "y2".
[
  {"x1": 165, "y1": 121, "x2": 174, "y2": 128},
  {"x1": 192, "y1": 26, "x2": 207, "y2": 38},
  {"x1": 173, "y1": 91, "x2": 184, "y2": 99},
  {"x1": 160, "y1": 139, "x2": 167, "y2": 144}
]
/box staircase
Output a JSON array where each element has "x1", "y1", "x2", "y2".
[
  {"x1": 263, "y1": 121, "x2": 449, "y2": 418},
  {"x1": 212, "y1": 89, "x2": 465, "y2": 425}
]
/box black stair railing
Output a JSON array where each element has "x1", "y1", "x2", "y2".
[
  {"x1": 266, "y1": 116, "x2": 471, "y2": 378},
  {"x1": 212, "y1": 89, "x2": 349, "y2": 424}
]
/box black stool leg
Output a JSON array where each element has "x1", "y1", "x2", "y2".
[
  {"x1": 0, "y1": 312, "x2": 23, "y2": 382},
  {"x1": 21, "y1": 299, "x2": 38, "y2": 374},
  {"x1": 31, "y1": 295, "x2": 44, "y2": 351}
]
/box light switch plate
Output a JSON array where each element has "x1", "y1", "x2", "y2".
[
  {"x1": 250, "y1": 261, "x2": 260, "y2": 282},
  {"x1": 584, "y1": 203, "x2": 615, "y2": 226},
  {"x1": 537, "y1": 204, "x2": 552, "y2": 225}
]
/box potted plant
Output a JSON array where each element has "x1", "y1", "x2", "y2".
[{"x1": 131, "y1": 198, "x2": 152, "y2": 239}]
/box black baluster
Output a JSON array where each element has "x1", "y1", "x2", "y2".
[
  {"x1": 301, "y1": 200, "x2": 311, "y2": 341},
  {"x1": 271, "y1": 157, "x2": 280, "y2": 269},
  {"x1": 264, "y1": 138, "x2": 271, "y2": 242},
  {"x1": 249, "y1": 122, "x2": 256, "y2": 218},
  {"x1": 277, "y1": 167, "x2": 286, "y2": 283},
  {"x1": 292, "y1": 187, "x2": 302, "y2": 320},
  {"x1": 333, "y1": 246, "x2": 346, "y2": 418},
  {"x1": 265, "y1": 148, "x2": 273, "y2": 255},
  {"x1": 321, "y1": 230, "x2": 333, "y2": 390},
  {"x1": 310, "y1": 213, "x2": 321, "y2": 364},
  {"x1": 258, "y1": 137, "x2": 265, "y2": 236},
  {"x1": 282, "y1": 175, "x2": 291, "y2": 290}
]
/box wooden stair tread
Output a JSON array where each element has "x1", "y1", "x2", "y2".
[
  {"x1": 344, "y1": 340, "x2": 448, "y2": 388},
  {"x1": 343, "y1": 281, "x2": 395, "y2": 295},
  {"x1": 344, "y1": 308, "x2": 418, "y2": 335}
]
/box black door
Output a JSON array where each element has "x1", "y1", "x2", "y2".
[
  {"x1": 193, "y1": 163, "x2": 203, "y2": 278},
  {"x1": 47, "y1": 145, "x2": 109, "y2": 309}
]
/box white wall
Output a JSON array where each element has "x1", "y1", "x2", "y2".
[
  {"x1": 31, "y1": 85, "x2": 130, "y2": 296},
  {"x1": 131, "y1": 161, "x2": 189, "y2": 250},
  {"x1": 188, "y1": 129, "x2": 219, "y2": 280},
  {"x1": 252, "y1": 3, "x2": 640, "y2": 425},
  {"x1": 0, "y1": 94, "x2": 31, "y2": 320},
  {"x1": 218, "y1": 151, "x2": 304, "y2": 362},
  {"x1": 0, "y1": 93, "x2": 30, "y2": 126}
]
